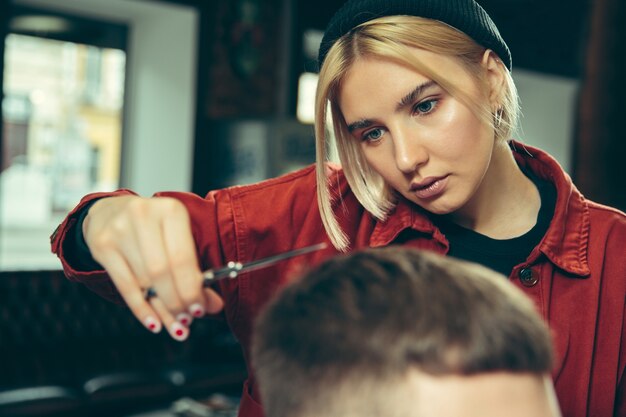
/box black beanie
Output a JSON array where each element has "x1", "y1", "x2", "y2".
[{"x1": 318, "y1": 0, "x2": 511, "y2": 71}]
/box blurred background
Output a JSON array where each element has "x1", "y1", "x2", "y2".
[
  {"x1": 0, "y1": 0, "x2": 624, "y2": 415},
  {"x1": 1, "y1": 0, "x2": 625, "y2": 270}
]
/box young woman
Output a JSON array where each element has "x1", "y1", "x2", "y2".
[{"x1": 51, "y1": 0, "x2": 626, "y2": 416}]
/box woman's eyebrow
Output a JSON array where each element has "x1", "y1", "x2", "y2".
[
  {"x1": 346, "y1": 81, "x2": 437, "y2": 133},
  {"x1": 396, "y1": 80, "x2": 437, "y2": 112},
  {"x1": 347, "y1": 119, "x2": 374, "y2": 133}
]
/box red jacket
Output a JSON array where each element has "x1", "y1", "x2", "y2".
[{"x1": 52, "y1": 142, "x2": 626, "y2": 417}]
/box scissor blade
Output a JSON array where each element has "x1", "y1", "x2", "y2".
[
  {"x1": 239, "y1": 242, "x2": 328, "y2": 274},
  {"x1": 203, "y1": 242, "x2": 327, "y2": 285}
]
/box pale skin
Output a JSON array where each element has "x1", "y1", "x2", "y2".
[
  {"x1": 305, "y1": 371, "x2": 561, "y2": 417},
  {"x1": 407, "y1": 371, "x2": 562, "y2": 417},
  {"x1": 82, "y1": 49, "x2": 541, "y2": 341}
]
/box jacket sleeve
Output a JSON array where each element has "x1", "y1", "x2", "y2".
[{"x1": 50, "y1": 189, "x2": 137, "y2": 303}]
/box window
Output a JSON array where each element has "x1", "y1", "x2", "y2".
[{"x1": 1, "y1": 8, "x2": 127, "y2": 270}]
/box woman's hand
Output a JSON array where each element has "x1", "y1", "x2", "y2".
[{"x1": 83, "y1": 195, "x2": 224, "y2": 341}]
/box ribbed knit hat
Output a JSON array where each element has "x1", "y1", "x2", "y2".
[{"x1": 318, "y1": 0, "x2": 511, "y2": 70}]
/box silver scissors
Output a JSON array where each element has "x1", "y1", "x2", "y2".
[
  {"x1": 144, "y1": 242, "x2": 327, "y2": 300},
  {"x1": 201, "y1": 242, "x2": 328, "y2": 285}
]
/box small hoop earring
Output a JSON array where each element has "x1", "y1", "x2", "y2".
[{"x1": 493, "y1": 108, "x2": 503, "y2": 129}]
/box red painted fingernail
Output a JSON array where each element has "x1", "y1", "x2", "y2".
[
  {"x1": 176, "y1": 313, "x2": 193, "y2": 327},
  {"x1": 144, "y1": 316, "x2": 161, "y2": 334},
  {"x1": 170, "y1": 322, "x2": 188, "y2": 341},
  {"x1": 189, "y1": 303, "x2": 205, "y2": 318}
]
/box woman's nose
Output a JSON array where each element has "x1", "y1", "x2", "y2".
[{"x1": 393, "y1": 128, "x2": 428, "y2": 174}]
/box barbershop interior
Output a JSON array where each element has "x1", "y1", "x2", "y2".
[{"x1": 0, "y1": 0, "x2": 624, "y2": 416}]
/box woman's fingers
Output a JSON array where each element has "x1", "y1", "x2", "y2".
[
  {"x1": 203, "y1": 287, "x2": 225, "y2": 315},
  {"x1": 85, "y1": 198, "x2": 164, "y2": 332},
  {"x1": 105, "y1": 215, "x2": 193, "y2": 329},
  {"x1": 93, "y1": 249, "x2": 163, "y2": 335},
  {"x1": 84, "y1": 195, "x2": 213, "y2": 340},
  {"x1": 149, "y1": 296, "x2": 189, "y2": 341},
  {"x1": 129, "y1": 199, "x2": 187, "y2": 318},
  {"x1": 161, "y1": 202, "x2": 216, "y2": 318}
]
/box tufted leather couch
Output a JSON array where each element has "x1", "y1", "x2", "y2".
[{"x1": 0, "y1": 270, "x2": 247, "y2": 417}]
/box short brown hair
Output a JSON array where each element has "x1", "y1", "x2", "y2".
[{"x1": 252, "y1": 247, "x2": 553, "y2": 417}]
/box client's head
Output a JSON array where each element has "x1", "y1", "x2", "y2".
[{"x1": 252, "y1": 247, "x2": 561, "y2": 417}]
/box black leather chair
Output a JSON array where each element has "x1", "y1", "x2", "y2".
[{"x1": 0, "y1": 270, "x2": 247, "y2": 417}]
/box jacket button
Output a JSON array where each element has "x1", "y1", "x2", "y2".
[{"x1": 519, "y1": 268, "x2": 538, "y2": 287}]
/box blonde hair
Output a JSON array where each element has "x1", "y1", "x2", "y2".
[{"x1": 315, "y1": 16, "x2": 520, "y2": 251}]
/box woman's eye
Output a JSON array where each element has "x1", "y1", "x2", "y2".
[
  {"x1": 414, "y1": 99, "x2": 437, "y2": 115},
  {"x1": 363, "y1": 128, "x2": 385, "y2": 142}
]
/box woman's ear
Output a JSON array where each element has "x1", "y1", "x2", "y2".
[{"x1": 481, "y1": 49, "x2": 506, "y2": 109}]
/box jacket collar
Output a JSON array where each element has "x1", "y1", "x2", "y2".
[
  {"x1": 368, "y1": 140, "x2": 590, "y2": 277},
  {"x1": 369, "y1": 200, "x2": 448, "y2": 248},
  {"x1": 510, "y1": 141, "x2": 590, "y2": 277}
]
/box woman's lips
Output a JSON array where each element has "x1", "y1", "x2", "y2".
[{"x1": 410, "y1": 175, "x2": 449, "y2": 199}]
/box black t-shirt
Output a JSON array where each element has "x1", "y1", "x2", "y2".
[{"x1": 433, "y1": 170, "x2": 556, "y2": 277}]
